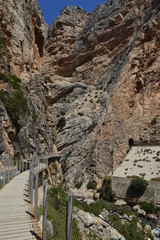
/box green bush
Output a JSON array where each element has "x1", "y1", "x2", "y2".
[
  {"x1": 73, "y1": 198, "x2": 91, "y2": 213},
  {"x1": 127, "y1": 176, "x2": 148, "y2": 198},
  {"x1": 57, "y1": 117, "x2": 66, "y2": 129},
  {"x1": 109, "y1": 215, "x2": 145, "y2": 240},
  {"x1": 0, "y1": 75, "x2": 29, "y2": 132},
  {"x1": 0, "y1": 36, "x2": 6, "y2": 49},
  {"x1": 140, "y1": 201, "x2": 155, "y2": 214},
  {"x1": 87, "y1": 180, "x2": 97, "y2": 190},
  {"x1": 98, "y1": 178, "x2": 115, "y2": 202},
  {"x1": 130, "y1": 176, "x2": 148, "y2": 193},
  {"x1": 90, "y1": 199, "x2": 113, "y2": 216},
  {"x1": 8, "y1": 75, "x2": 21, "y2": 89}
]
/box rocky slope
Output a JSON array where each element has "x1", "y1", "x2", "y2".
[
  {"x1": 43, "y1": 0, "x2": 160, "y2": 189},
  {"x1": 0, "y1": 0, "x2": 159, "y2": 190}
]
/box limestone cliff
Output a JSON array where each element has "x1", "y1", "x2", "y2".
[
  {"x1": 0, "y1": 0, "x2": 159, "y2": 189},
  {"x1": 43, "y1": 0, "x2": 160, "y2": 188},
  {"x1": 0, "y1": 0, "x2": 56, "y2": 158}
]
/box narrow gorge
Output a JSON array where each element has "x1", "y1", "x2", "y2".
[{"x1": 0, "y1": 0, "x2": 160, "y2": 193}]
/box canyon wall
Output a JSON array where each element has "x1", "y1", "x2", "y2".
[
  {"x1": 43, "y1": 0, "x2": 160, "y2": 187},
  {"x1": 0, "y1": 0, "x2": 159, "y2": 188},
  {"x1": 0, "y1": 0, "x2": 56, "y2": 159}
]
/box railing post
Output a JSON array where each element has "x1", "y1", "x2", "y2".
[
  {"x1": 12, "y1": 160, "x2": 14, "y2": 178},
  {"x1": 30, "y1": 166, "x2": 34, "y2": 204},
  {"x1": 3, "y1": 161, "x2": 6, "y2": 186},
  {"x1": 20, "y1": 160, "x2": 22, "y2": 173},
  {"x1": 16, "y1": 160, "x2": 18, "y2": 175},
  {"x1": 29, "y1": 162, "x2": 31, "y2": 196},
  {"x1": 22, "y1": 160, "x2": 24, "y2": 172},
  {"x1": 34, "y1": 171, "x2": 39, "y2": 219},
  {"x1": 8, "y1": 161, "x2": 10, "y2": 182},
  {"x1": 0, "y1": 163, "x2": 1, "y2": 187},
  {"x1": 0, "y1": 162, "x2": 1, "y2": 177},
  {"x1": 66, "y1": 192, "x2": 73, "y2": 240},
  {"x1": 26, "y1": 161, "x2": 28, "y2": 171},
  {"x1": 42, "y1": 180, "x2": 48, "y2": 240}
]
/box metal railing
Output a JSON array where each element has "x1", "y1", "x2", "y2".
[
  {"x1": 0, "y1": 158, "x2": 30, "y2": 189},
  {"x1": 40, "y1": 183, "x2": 99, "y2": 240},
  {"x1": 28, "y1": 157, "x2": 48, "y2": 215},
  {"x1": 41, "y1": 181, "x2": 72, "y2": 240}
]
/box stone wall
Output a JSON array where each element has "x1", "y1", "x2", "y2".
[{"x1": 112, "y1": 176, "x2": 160, "y2": 203}]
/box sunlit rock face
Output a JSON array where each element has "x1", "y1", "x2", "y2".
[
  {"x1": 0, "y1": 0, "x2": 47, "y2": 82},
  {"x1": 0, "y1": 0, "x2": 159, "y2": 187},
  {"x1": 43, "y1": 0, "x2": 160, "y2": 187},
  {"x1": 0, "y1": 0, "x2": 56, "y2": 158}
]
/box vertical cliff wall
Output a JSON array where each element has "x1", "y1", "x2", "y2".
[
  {"x1": 43, "y1": 0, "x2": 160, "y2": 187},
  {"x1": 0, "y1": 0, "x2": 56, "y2": 158}
]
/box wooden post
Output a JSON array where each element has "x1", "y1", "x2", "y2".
[
  {"x1": 3, "y1": 161, "x2": 6, "y2": 186},
  {"x1": 34, "y1": 171, "x2": 39, "y2": 219},
  {"x1": 66, "y1": 192, "x2": 73, "y2": 240},
  {"x1": 42, "y1": 180, "x2": 48, "y2": 240}
]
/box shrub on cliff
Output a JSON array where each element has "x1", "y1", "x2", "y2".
[
  {"x1": 140, "y1": 201, "x2": 155, "y2": 214},
  {"x1": 0, "y1": 75, "x2": 29, "y2": 132},
  {"x1": 130, "y1": 176, "x2": 148, "y2": 193},
  {"x1": 98, "y1": 178, "x2": 115, "y2": 202},
  {"x1": 87, "y1": 180, "x2": 97, "y2": 190},
  {"x1": 126, "y1": 176, "x2": 148, "y2": 198},
  {"x1": 57, "y1": 117, "x2": 66, "y2": 129}
]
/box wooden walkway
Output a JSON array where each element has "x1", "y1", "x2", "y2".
[{"x1": 0, "y1": 171, "x2": 42, "y2": 240}]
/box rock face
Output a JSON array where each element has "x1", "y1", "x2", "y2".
[
  {"x1": 0, "y1": 0, "x2": 56, "y2": 158},
  {"x1": 0, "y1": 0, "x2": 160, "y2": 187},
  {"x1": 73, "y1": 209, "x2": 125, "y2": 240},
  {"x1": 43, "y1": 0, "x2": 160, "y2": 187}
]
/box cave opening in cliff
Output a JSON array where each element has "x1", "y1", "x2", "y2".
[
  {"x1": 129, "y1": 138, "x2": 134, "y2": 148},
  {"x1": 35, "y1": 27, "x2": 44, "y2": 57}
]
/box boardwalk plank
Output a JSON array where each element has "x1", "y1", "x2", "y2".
[{"x1": 0, "y1": 171, "x2": 42, "y2": 240}]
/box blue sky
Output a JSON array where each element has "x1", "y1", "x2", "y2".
[{"x1": 37, "y1": 0, "x2": 106, "y2": 25}]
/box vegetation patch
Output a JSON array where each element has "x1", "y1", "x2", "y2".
[
  {"x1": 126, "y1": 176, "x2": 148, "y2": 198},
  {"x1": 57, "y1": 117, "x2": 66, "y2": 129},
  {"x1": 38, "y1": 184, "x2": 82, "y2": 240},
  {"x1": 140, "y1": 201, "x2": 155, "y2": 214},
  {"x1": 0, "y1": 75, "x2": 29, "y2": 132},
  {"x1": 109, "y1": 215, "x2": 146, "y2": 240},
  {"x1": 98, "y1": 178, "x2": 115, "y2": 202},
  {"x1": 87, "y1": 180, "x2": 97, "y2": 190},
  {"x1": 0, "y1": 36, "x2": 6, "y2": 49}
]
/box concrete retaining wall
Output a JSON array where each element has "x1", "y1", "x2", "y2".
[{"x1": 112, "y1": 176, "x2": 160, "y2": 203}]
